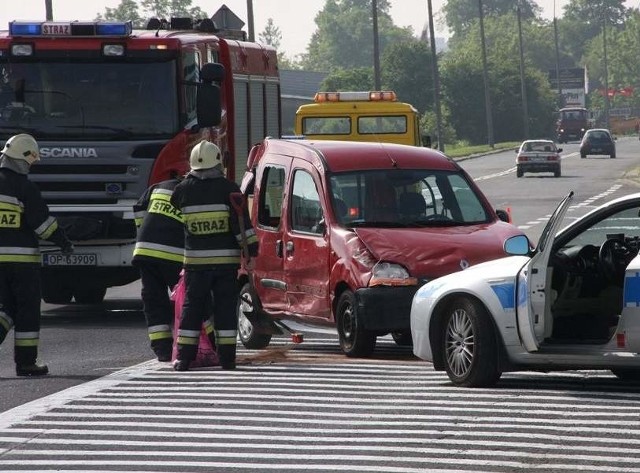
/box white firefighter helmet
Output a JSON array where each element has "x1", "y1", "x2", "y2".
[
  {"x1": 1, "y1": 133, "x2": 39, "y2": 164},
  {"x1": 189, "y1": 141, "x2": 221, "y2": 170}
]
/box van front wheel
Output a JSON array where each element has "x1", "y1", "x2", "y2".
[
  {"x1": 237, "y1": 283, "x2": 272, "y2": 349},
  {"x1": 336, "y1": 291, "x2": 376, "y2": 357}
]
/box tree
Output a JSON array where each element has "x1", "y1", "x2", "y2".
[
  {"x1": 557, "y1": 0, "x2": 627, "y2": 64},
  {"x1": 380, "y1": 39, "x2": 434, "y2": 114},
  {"x1": 258, "y1": 18, "x2": 299, "y2": 69},
  {"x1": 96, "y1": 0, "x2": 143, "y2": 25},
  {"x1": 96, "y1": 0, "x2": 208, "y2": 26},
  {"x1": 320, "y1": 67, "x2": 374, "y2": 91},
  {"x1": 443, "y1": 0, "x2": 540, "y2": 40},
  {"x1": 301, "y1": 0, "x2": 414, "y2": 72},
  {"x1": 441, "y1": 14, "x2": 557, "y2": 144},
  {"x1": 583, "y1": 9, "x2": 640, "y2": 109}
]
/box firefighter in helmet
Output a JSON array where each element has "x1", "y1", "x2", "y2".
[
  {"x1": 170, "y1": 140, "x2": 257, "y2": 371},
  {"x1": 133, "y1": 173, "x2": 219, "y2": 362},
  {"x1": 0, "y1": 133, "x2": 73, "y2": 376}
]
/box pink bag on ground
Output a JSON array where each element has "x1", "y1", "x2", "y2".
[{"x1": 170, "y1": 271, "x2": 219, "y2": 367}]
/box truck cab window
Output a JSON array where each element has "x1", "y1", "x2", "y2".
[{"x1": 182, "y1": 50, "x2": 200, "y2": 125}]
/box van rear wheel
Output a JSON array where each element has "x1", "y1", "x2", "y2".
[{"x1": 336, "y1": 290, "x2": 376, "y2": 357}]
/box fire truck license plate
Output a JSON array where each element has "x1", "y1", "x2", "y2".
[{"x1": 42, "y1": 254, "x2": 97, "y2": 266}]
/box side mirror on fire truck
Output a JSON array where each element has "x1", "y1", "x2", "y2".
[{"x1": 196, "y1": 63, "x2": 225, "y2": 128}]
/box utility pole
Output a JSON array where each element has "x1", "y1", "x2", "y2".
[
  {"x1": 427, "y1": 0, "x2": 444, "y2": 151},
  {"x1": 372, "y1": 0, "x2": 381, "y2": 90},
  {"x1": 478, "y1": 0, "x2": 494, "y2": 148},
  {"x1": 246, "y1": 0, "x2": 255, "y2": 42},
  {"x1": 45, "y1": 0, "x2": 53, "y2": 20},
  {"x1": 602, "y1": 12, "x2": 610, "y2": 129},
  {"x1": 553, "y1": 0, "x2": 562, "y2": 106},
  {"x1": 517, "y1": 3, "x2": 529, "y2": 139}
]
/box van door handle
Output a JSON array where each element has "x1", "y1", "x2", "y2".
[
  {"x1": 285, "y1": 240, "x2": 294, "y2": 255},
  {"x1": 275, "y1": 240, "x2": 283, "y2": 257}
]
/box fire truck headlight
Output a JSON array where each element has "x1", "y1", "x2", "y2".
[
  {"x1": 103, "y1": 44, "x2": 125, "y2": 56},
  {"x1": 11, "y1": 44, "x2": 33, "y2": 56}
]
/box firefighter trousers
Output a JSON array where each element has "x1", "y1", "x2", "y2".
[
  {"x1": 138, "y1": 260, "x2": 181, "y2": 354},
  {"x1": 0, "y1": 265, "x2": 43, "y2": 365},
  {"x1": 178, "y1": 268, "x2": 239, "y2": 366}
]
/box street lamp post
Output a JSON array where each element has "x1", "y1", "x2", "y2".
[
  {"x1": 553, "y1": 0, "x2": 562, "y2": 105},
  {"x1": 45, "y1": 0, "x2": 53, "y2": 20},
  {"x1": 517, "y1": 3, "x2": 529, "y2": 139},
  {"x1": 246, "y1": 0, "x2": 255, "y2": 41},
  {"x1": 372, "y1": 0, "x2": 381, "y2": 90},
  {"x1": 427, "y1": 0, "x2": 444, "y2": 151},
  {"x1": 478, "y1": 0, "x2": 494, "y2": 147},
  {"x1": 602, "y1": 13, "x2": 610, "y2": 129}
]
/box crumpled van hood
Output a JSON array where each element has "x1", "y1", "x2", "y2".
[{"x1": 354, "y1": 223, "x2": 522, "y2": 279}]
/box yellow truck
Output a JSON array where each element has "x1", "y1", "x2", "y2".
[{"x1": 294, "y1": 91, "x2": 429, "y2": 147}]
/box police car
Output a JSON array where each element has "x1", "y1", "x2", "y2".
[{"x1": 411, "y1": 191, "x2": 640, "y2": 387}]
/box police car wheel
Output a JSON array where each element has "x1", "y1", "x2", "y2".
[
  {"x1": 336, "y1": 290, "x2": 376, "y2": 357},
  {"x1": 441, "y1": 296, "x2": 501, "y2": 388}
]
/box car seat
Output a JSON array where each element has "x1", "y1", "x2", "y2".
[{"x1": 399, "y1": 192, "x2": 427, "y2": 219}]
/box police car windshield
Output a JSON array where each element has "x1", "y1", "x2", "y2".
[
  {"x1": 329, "y1": 169, "x2": 491, "y2": 227},
  {"x1": 0, "y1": 60, "x2": 179, "y2": 140}
]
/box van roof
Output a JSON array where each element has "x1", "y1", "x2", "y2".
[{"x1": 258, "y1": 138, "x2": 459, "y2": 173}]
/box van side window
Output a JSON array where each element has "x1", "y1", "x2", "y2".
[
  {"x1": 258, "y1": 165, "x2": 285, "y2": 229},
  {"x1": 291, "y1": 170, "x2": 323, "y2": 234}
]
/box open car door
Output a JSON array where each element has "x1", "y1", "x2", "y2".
[{"x1": 516, "y1": 192, "x2": 574, "y2": 351}]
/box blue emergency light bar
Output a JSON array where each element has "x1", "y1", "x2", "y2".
[{"x1": 9, "y1": 21, "x2": 132, "y2": 37}]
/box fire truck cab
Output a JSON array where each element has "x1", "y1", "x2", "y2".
[
  {"x1": 0, "y1": 16, "x2": 280, "y2": 304},
  {"x1": 294, "y1": 91, "x2": 427, "y2": 147}
]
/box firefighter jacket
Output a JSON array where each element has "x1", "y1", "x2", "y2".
[
  {"x1": 170, "y1": 171, "x2": 257, "y2": 270},
  {"x1": 132, "y1": 178, "x2": 184, "y2": 266},
  {"x1": 0, "y1": 168, "x2": 69, "y2": 266}
]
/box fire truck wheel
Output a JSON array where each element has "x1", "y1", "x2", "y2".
[
  {"x1": 237, "y1": 283, "x2": 272, "y2": 349},
  {"x1": 73, "y1": 286, "x2": 107, "y2": 304},
  {"x1": 336, "y1": 290, "x2": 376, "y2": 357},
  {"x1": 41, "y1": 281, "x2": 73, "y2": 305}
]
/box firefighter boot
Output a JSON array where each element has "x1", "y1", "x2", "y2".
[
  {"x1": 152, "y1": 340, "x2": 173, "y2": 362},
  {"x1": 173, "y1": 359, "x2": 191, "y2": 371},
  {"x1": 16, "y1": 362, "x2": 49, "y2": 377},
  {"x1": 217, "y1": 344, "x2": 236, "y2": 370}
]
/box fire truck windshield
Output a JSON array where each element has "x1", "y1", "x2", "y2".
[{"x1": 0, "y1": 60, "x2": 178, "y2": 140}]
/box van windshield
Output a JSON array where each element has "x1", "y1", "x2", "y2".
[{"x1": 329, "y1": 169, "x2": 490, "y2": 226}]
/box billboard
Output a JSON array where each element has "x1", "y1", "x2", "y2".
[{"x1": 548, "y1": 68, "x2": 586, "y2": 107}]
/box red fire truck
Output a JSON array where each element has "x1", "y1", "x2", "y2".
[{"x1": 0, "y1": 17, "x2": 281, "y2": 304}]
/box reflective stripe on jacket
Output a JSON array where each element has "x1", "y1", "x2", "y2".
[
  {"x1": 0, "y1": 168, "x2": 67, "y2": 265},
  {"x1": 132, "y1": 179, "x2": 184, "y2": 266}
]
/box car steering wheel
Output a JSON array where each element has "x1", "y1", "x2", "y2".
[{"x1": 599, "y1": 238, "x2": 633, "y2": 284}]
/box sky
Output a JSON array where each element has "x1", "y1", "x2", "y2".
[{"x1": 0, "y1": 1, "x2": 635, "y2": 58}]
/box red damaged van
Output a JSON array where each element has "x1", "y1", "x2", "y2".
[{"x1": 237, "y1": 138, "x2": 524, "y2": 356}]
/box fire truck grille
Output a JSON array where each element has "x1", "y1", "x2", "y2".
[{"x1": 30, "y1": 165, "x2": 129, "y2": 174}]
